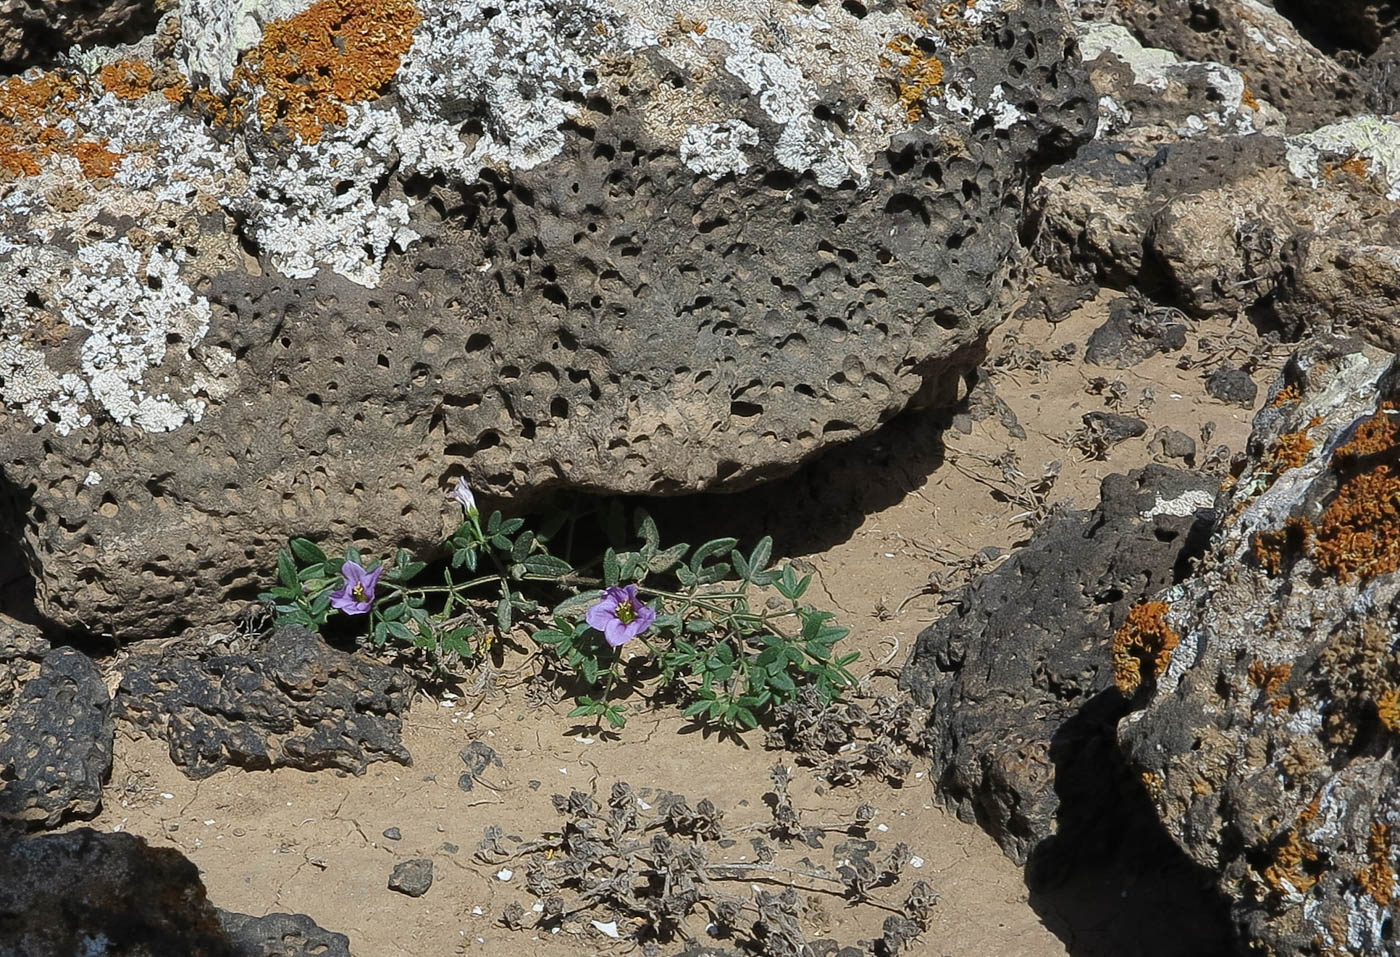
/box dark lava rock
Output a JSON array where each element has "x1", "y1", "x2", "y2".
[
  {"x1": 0, "y1": 827, "x2": 349, "y2": 956},
  {"x1": 458, "y1": 741, "x2": 502, "y2": 793},
  {"x1": 115, "y1": 625, "x2": 411, "y2": 779},
  {"x1": 0, "y1": 646, "x2": 113, "y2": 827},
  {"x1": 1085, "y1": 297, "x2": 1188, "y2": 368},
  {"x1": 388, "y1": 859, "x2": 434, "y2": 898},
  {"x1": 1205, "y1": 367, "x2": 1258, "y2": 407},
  {"x1": 0, "y1": 618, "x2": 46, "y2": 717},
  {"x1": 1083, "y1": 411, "x2": 1148, "y2": 444},
  {"x1": 218, "y1": 911, "x2": 351, "y2": 957},
  {"x1": 382, "y1": 826, "x2": 402, "y2": 841},
  {"x1": 1013, "y1": 281, "x2": 1100, "y2": 325},
  {"x1": 1149, "y1": 427, "x2": 1198, "y2": 465},
  {"x1": 901, "y1": 466, "x2": 1217, "y2": 865}
]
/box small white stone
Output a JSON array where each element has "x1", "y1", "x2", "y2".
[
  {"x1": 590, "y1": 920, "x2": 620, "y2": 938},
  {"x1": 496, "y1": 868, "x2": 514, "y2": 882},
  {"x1": 910, "y1": 856, "x2": 925, "y2": 868}
]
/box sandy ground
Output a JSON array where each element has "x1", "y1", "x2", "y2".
[{"x1": 79, "y1": 288, "x2": 1276, "y2": 956}]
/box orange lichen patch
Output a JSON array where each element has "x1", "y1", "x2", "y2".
[
  {"x1": 1311, "y1": 401, "x2": 1400, "y2": 583},
  {"x1": 0, "y1": 69, "x2": 125, "y2": 179},
  {"x1": 1270, "y1": 419, "x2": 1322, "y2": 473},
  {"x1": 1240, "y1": 77, "x2": 1260, "y2": 111},
  {"x1": 1263, "y1": 829, "x2": 1323, "y2": 895},
  {"x1": 1253, "y1": 517, "x2": 1313, "y2": 577},
  {"x1": 1322, "y1": 153, "x2": 1372, "y2": 182},
  {"x1": 1270, "y1": 383, "x2": 1303, "y2": 408},
  {"x1": 1249, "y1": 660, "x2": 1293, "y2": 713},
  {"x1": 1358, "y1": 823, "x2": 1396, "y2": 906},
  {"x1": 886, "y1": 35, "x2": 944, "y2": 122},
  {"x1": 1112, "y1": 601, "x2": 1180, "y2": 695},
  {"x1": 1378, "y1": 688, "x2": 1400, "y2": 734},
  {"x1": 674, "y1": 13, "x2": 707, "y2": 34},
  {"x1": 227, "y1": 0, "x2": 421, "y2": 143},
  {"x1": 98, "y1": 58, "x2": 156, "y2": 99}
]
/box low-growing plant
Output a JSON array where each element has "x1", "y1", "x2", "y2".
[{"x1": 259, "y1": 482, "x2": 859, "y2": 731}]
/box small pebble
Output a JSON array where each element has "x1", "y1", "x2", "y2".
[
  {"x1": 388, "y1": 859, "x2": 434, "y2": 898},
  {"x1": 383, "y1": 827, "x2": 402, "y2": 841}
]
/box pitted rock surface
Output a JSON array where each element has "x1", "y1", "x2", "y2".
[
  {"x1": 1075, "y1": 0, "x2": 1363, "y2": 128},
  {"x1": 901, "y1": 465, "x2": 1215, "y2": 865},
  {"x1": 218, "y1": 911, "x2": 352, "y2": 957},
  {"x1": 114, "y1": 625, "x2": 411, "y2": 779},
  {"x1": 0, "y1": 827, "x2": 350, "y2": 957},
  {"x1": 1035, "y1": 114, "x2": 1400, "y2": 323},
  {"x1": 0, "y1": 617, "x2": 46, "y2": 713},
  {"x1": 1118, "y1": 340, "x2": 1400, "y2": 955},
  {"x1": 0, "y1": 646, "x2": 113, "y2": 828},
  {"x1": 0, "y1": 0, "x2": 1095, "y2": 636},
  {"x1": 0, "y1": 0, "x2": 158, "y2": 71}
]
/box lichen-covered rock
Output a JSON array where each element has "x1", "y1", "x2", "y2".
[
  {"x1": 0, "y1": 827, "x2": 350, "y2": 957},
  {"x1": 1075, "y1": 0, "x2": 1363, "y2": 128},
  {"x1": 0, "y1": 0, "x2": 1095, "y2": 635},
  {"x1": 901, "y1": 465, "x2": 1216, "y2": 865},
  {"x1": 1035, "y1": 113, "x2": 1400, "y2": 318},
  {"x1": 115, "y1": 625, "x2": 412, "y2": 778},
  {"x1": 0, "y1": 0, "x2": 157, "y2": 72},
  {"x1": 1117, "y1": 338, "x2": 1400, "y2": 955},
  {"x1": 0, "y1": 646, "x2": 113, "y2": 827}
]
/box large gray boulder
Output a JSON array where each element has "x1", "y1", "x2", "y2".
[
  {"x1": 0, "y1": 0, "x2": 1094, "y2": 635},
  {"x1": 1118, "y1": 340, "x2": 1400, "y2": 955}
]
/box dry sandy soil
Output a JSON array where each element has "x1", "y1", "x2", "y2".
[{"x1": 80, "y1": 288, "x2": 1279, "y2": 956}]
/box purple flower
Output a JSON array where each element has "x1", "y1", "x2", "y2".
[
  {"x1": 585, "y1": 584, "x2": 656, "y2": 648},
  {"x1": 329, "y1": 560, "x2": 384, "y2": 615},
  {"x1": 447, "y1": 476, "x2": 477, "y2": 515}
]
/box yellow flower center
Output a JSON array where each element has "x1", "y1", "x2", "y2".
[
  {"x1": 615, "y1": 601, "x2": 636, "y2": 624},
  {"x1": 352, "y1": 584, "x2": 368, "y2": 602}
]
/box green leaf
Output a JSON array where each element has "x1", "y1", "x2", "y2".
[
  {"x1": 682, "y1": 700, "x2": 711, "y2": 719},
  {"x1": 500, "y1": 517, "x2": 525, "y2": 537},
  {"x1": 372, "y1": 621, "x2": 388, "y2": 647},
  {"x1": 647, "y1": 543, "x2": 688, "y2": 575},
  {"x1": 553, "y1": 589, "x2": 604, "y2": 618},
  {"x1": 496, "y1": 593, "x2": 513, "y2": 633},
  {"x1": 636, "y1": 509, "x2": 661, "y2": 552},
  {"x1": 691, "y1": 538, "x2": 739, "y2": 573},
  {"x1": 522, "y1": 554, "x2": 572, "y2": 578},
  {"x1": 695, "y1": 561, "x2": 732, "y2": 586},
  {"x1": 731, "y1": 549, "x2": 752, "y2": 582},
  {"x1": 451, "y1": 545, "x2": 476, "y2": 569},
  {"x1": 533, "y1": 628, "x2": 569, "y2": 647},
  {"x1": 277, "y1": 549, "x2": 298, "y2": 590},
  {"x1": 748, "y1": 536, "x2": 773, "y2": 576},
  {"x1": 290, "y1": 538, "x2": 327, "y2": 565},
  {"x1": 391, "y1": 561, "x2": 426, "y2": 583},
  {"x1": 674, "y1": 564, "x2": 697, "y2": 588},
  {"x1": 510, "y1": 531, "x2": 534, "y2": 563},
  {"x1": 486, "y1": 510, "x2": 503, "y2": 535},
  {"x1": 442, "y1": 629, "x2": 474, "y2": 657},
  {"x1": 385, "y1": 621, "x2": 414, "y2": 641},
  {"x1": 603, "y1": 548, "x2": 620, "y2": 586},
  {"x1": 603, "y1": 706, "x2": 627, "y2": 729}
]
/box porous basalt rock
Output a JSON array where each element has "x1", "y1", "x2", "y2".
[
  {"x1": 0, "y1": 0, "x2": 158, "y2": 72},
  {"x1": 901, "y1": 465, "x2": 1216, "y2": 865},
  {"x1": 0, "y1": 0, "x2": 1096, "y2": 635},
  {"x1": 114, "y1": 625, "x2": 412, "y2": 778},
  {"x1": 0, "y1": 827, "x2": 350, "y2": 957},
  {"x1": 0, "y1": 646, "x2": 113, "y2": 827},
  {"x1": 1118, "y1": 339, "x2": 1400, "y2": 955},
  {"x1": 1083, "y1": 295, "x2": 1187, "y2": 368},
  {"x1": 1076, "y1": 0, "x2": 1364, "y2": 128},
  {"x1": 1035, "y1": 114, "x2": 1400, "y2": 321}
]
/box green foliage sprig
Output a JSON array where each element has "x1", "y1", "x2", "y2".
[{"x1": 260, "y1": 495, "x2": 859, "y2": 731}]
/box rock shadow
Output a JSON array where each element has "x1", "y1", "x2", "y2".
[
  {"x1": 640, "y1": 366, "x2": 970, "y2": 561},
  {"x1": 1025, "y1": 690, "x2": 1239, "y2": 957}
]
